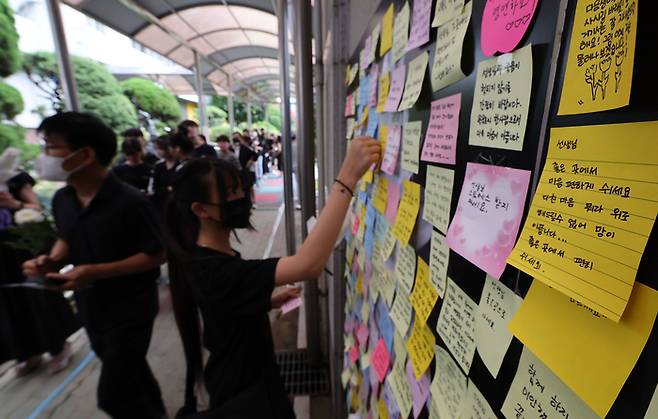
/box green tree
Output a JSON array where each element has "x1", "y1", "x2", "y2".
[
  {"x1": 0, "y1": 80, "x2": 23, "y2": 119},
  {"x1": 121, "y1": 77, "x2": 181, "y2": 124},
  {"x1": 22, "y1": 52, "x2": 138, "y2": 133},
  {"x1": 0, "y1": 0, "x2": 20, "y2": 77},
  {"x1": 0, "y1": 124, "x2": 37, "y2": 161}
]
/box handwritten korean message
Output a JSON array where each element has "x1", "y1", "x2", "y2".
[
  {"x1": 421, "y1": 93, "x2": 461, "y2": 165},
  {"x1": 436, "y1": 277, "x2": 477, "y2": 373},
  {"x1": 481, "y1": 0, "x2": 538, "y2": 56},
  {"x1": 430, "y1": 1, "x2": 472, "y2": 92},
  {"x1": 423, "y1": 165, "x2": 454, "y2": 234},
  {"x1": 398, "y1": 51, "x2": 429, "y2": 111},
  {"x1": 401, "y1": 120, "x2": 422, "y2": 174}
]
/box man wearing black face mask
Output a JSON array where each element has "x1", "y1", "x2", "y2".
[{"x1": 24, "y1": 113, "x2": 167, "y2": 418}]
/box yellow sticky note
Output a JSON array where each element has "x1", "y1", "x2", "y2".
[
  {"x1": 423, "y1": 165, "x2": 454, "y2": 234},
  {"x1": 376, "y1": 73, "x2": 391, "y2": 113},
  {"x1": 507, "y1": 121, "x2": 658, "y2": 321},
  {"x1": 508, "y1": 280, "x2": 658, "y2": 417},
  {"x1": 432, "y1": 0, "x2": 465, "y2": 27},
  {"x1": 368, "y1": 24, "x2": 381, "y2": 66},
  {"x1": 393, "y1": 180, "x2": 421, "y2": 245},
  {"x1": 380, "y1": 270, "x2": 396, "y2": 308},
  {"x1": 355, "y1": 271, "x2": 363, "y2": 295},
  {"x1": 361, "y1": 105, "x2": 369, "y2": 127},
  {"x1": 431, "y1": 345, "x2": 467, "y2": 419},
  {"x1": 430, "y1": 1, "x2": 471, "y2": 92},
  {"x1": 361, "y1": 298, "x2": 370, "y2": 324},
  {"x1": 502, "y1": 347, "x2": 599, "y2": 419},
  {"x1": 394, "y1": 243, "x2": 416, "y2": 295},
  {"x1": 410, "y1": 257, "x2": 438, "y2": 325},
  {"x1": 373, "y1": 175, "x2": 389, "y2": 214},
  {"x1": 387, "y1": 357, "x2": 413, "y2": 418},
  {"x1": 429, "y1": 230, "x2": 449, "y2": 298},
  {"x1": 406, "y1": 318, "x2": 436, "y2": 380},
  {"x1": 436, "y1": 278, "x2": 477, "y2": 373},
  {"x1": 389, "y1": 287, "x2": 413, "y2": 337},
  {"x1": 394, "y1": 330, "x2": 407, "y2": 362},
  {"x1": 381, "y1": 227, "x2": 397, "y2": 263},
  {"x1": 401, "y1": 120, "x2": 422, "y2": 174},
  {"x1": 380, "y1": 3, "x2": 394, "y2": 55},
  {"x1": 398, "y1": 51, "x2": 428, "y2": 111},
  {"x1": 392, "y1": 1, "x2": 410, "y2": 64},
  {"x1": 468, "y1": 42, "x2": 532, "y2": 151},
  {"x1": 346, "y1": 64, "x2": 351, "y2": 85},
  {"x1": 558, "y1": 0, "x2": 637, "y2": 115}
]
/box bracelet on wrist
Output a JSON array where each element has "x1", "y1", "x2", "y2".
[{"x1": 334, "y1": 178, "x2": 354, "y2": 197}]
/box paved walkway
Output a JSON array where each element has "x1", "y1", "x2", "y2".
[{"x1": 0, "y1": 198, "x2": 316, "y2": 418}]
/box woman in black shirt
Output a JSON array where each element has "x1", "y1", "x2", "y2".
[
  {"x1": 149, "y1": 135, "x2": 178, "y2": 211},
  {"x1": 165, "y1": 137, "x2": 380, "y2": 417},
  {"x1": 113, "y1": 138, "x2": 152, "y2": 193}
]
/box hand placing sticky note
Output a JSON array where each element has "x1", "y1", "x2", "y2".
[{"x1": 281, "y1": 296, "x2": 303, "y2": 315}]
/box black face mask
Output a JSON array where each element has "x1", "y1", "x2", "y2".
[{"x1": 222, "y1": 197, "x2": 252, "y2": 229}]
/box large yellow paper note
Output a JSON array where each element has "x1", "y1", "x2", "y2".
[
  {"x1": 395, "y1": 243, "x2": 416, "y2": 294},
  {"x1": 436, "y1": 277, "x2": 477, "y2": 374},
  {"x1": 401, "y1": 120, "x2": 422, "y2": 174},
  {"x1": 377, "y1": 72, "x2": 391, "y2": 113},
  {"x1": 432, "y1": 0, "x2": 464, "y2": 27},
  {"x1": 501, "y1": 347, "x2": 599, "y2": 419},
  {"x1": 406, "y1": 318, "x2": 436, "y2": 379},
  {"x1": 469, "y1": 43, "x2": 532, "y2": 151},
  {"x1": 431, "y1": 345, "x2": 467, "y2": 419},
  {"x1": 392, "y1": 2, "x2": 410, "y2": 64},
  {"x1": 475, "y1": 275, "x2": 523, "y2": 378},
  {"x1": 387, "y1": 357, "x2": 413, "y2": 418},
  {"x1": 508, "y1": 280, "x2": 658, "y2": 418},
  {"x1": 461, "y1": 379, "x2": 497, "y2": 419},
  {"x1": 507, "y1": 121, "x2": 658, "y2": 321},
  {"x1": 373, "y1": 175, "x2": 389, "y2": 214},
  {"x1": 423, "y1": 165, "x2": 454, "y2": 234},
  {"x1": 389, "y1": 286, "x2": 413, "y2": 336},
  {"x1": 558, "y1": 0, "x2": 637, "y2": 115},
  {"x1": 393, "y1": 180, "x2": 421, "y2": 245},
  {"x1": 380, "y1": 3, "x2": 394, "y2": 55},
  {"x1": 398, "y1": 51, "x2": 428, "y2": 111},
  {"x1": 429, "y1": 230, "x2": 449, "y2": 298},
  {"x1": 410, "y1": 257, "x2": 439, "y2": 325},
  {"x1": 430, "y1": 1, "x2": 471, "y2": 92}
]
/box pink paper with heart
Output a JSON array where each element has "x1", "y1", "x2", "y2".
[
  {"x1": 481, "y1": 0, "x2": 538, "y2": 56},
  {"x1": 371, "y1": 338, "x2": 391, "y2": 383},
  {"x1": 446, "y1": 162, "x2": 530, "y2": 279}
]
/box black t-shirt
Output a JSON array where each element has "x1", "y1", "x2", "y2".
[
  {"x1": 192, "y1": 143, "x2": 218, "y2": 159},
  {"x1": 151, "y1": 161, "x2": 177, "y2": 210},
  {"x1": 112, "y1": 163, "x2": 152, "y2": 193},
  {"x1": 52, "y1": 173, "x2": 163, "y2": 332},
  {"x1": 185, "y1": 247, "x2": 295, "y2": 418},
  {"x1": 238, "y1": 144, "x2": 258, "y2": 170}
]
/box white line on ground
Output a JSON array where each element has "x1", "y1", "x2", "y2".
[{"x1": 263, "y1": 203, "x2": 285, "y2": 259}]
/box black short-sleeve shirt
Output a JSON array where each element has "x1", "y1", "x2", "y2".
[
  {"x1": 185, "y1": 246, "x2": 295, "y2": 418},
  {"x1": 52, "y1": 173, "x2": 163, "y2": 331},
  {"x1": 192, "y1": 143, "x2": 218, "y2": 159},
  {"x1": 112, "y1": 163, "x2": 152, "y2": 193}
]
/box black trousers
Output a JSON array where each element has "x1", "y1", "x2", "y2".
[{"x1": 86, "y1": 317, "x2": 165, "y2": 419}]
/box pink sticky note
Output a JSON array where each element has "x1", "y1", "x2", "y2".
[
  {"x1": 371, "y1": 338, "x2": 391, "y2": 383},
  {"x1": 381, "y1": 125, "x2": 401, "y2": 175},
  {"x1": 406, "y1": 360, "x2": 431, "y2": 418},
  {"x1": 369, "y1": 64, "x2": 380, "y2": 108},
  {"x1": 406, "y1": 0, "x2": 432, "y2": 51},
  {"x1": 385, "y1": 181, "x2": 401, "y2": 225},
  {"x1": 481, "y1": 0, "x2": 539, "y2": 56},
  {"x1": 356, "y1": 323, "x2": 369, "y2": 348},
  {"x1": 383, "y1": 64, "x2": 406, "y2": 112},
  {"x1": 349, "y1": 345, "x2": 359, "y2": 364},
  {"x1": 352, "y1": 212, "x2": 360, "y2": 236},
  {"x1": 446, "y1": 162, "x2": 531, "y2": 279},
  {"x1": 281, "y1": 296, "x2": 302, "y2": 314},
  {"x1": 344, "y1": 94, "x2": 353, "y2": 117},
  {"x1": 421, "y1": 93, "x2": 461, "y2": 165}
]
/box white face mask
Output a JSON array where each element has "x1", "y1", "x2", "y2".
[{"x1": 34, "y1": 151, "x2": 82, "y2": 182}]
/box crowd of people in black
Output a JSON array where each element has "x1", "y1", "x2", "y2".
[{"x1": 0, "y1": 112, "x2": 379, "y2": 419}]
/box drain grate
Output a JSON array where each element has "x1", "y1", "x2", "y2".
[{"x1": 276, "y1": 350, "x2": 329, "y2": 395}]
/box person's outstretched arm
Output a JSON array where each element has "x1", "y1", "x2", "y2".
[{"x1": 275, "y1": 137, "x2": 380, "y2": 285}]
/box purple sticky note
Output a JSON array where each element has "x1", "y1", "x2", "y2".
[
  {"x1": 384, "y1": 379, "x2": 400, "y2": 417},
  {"x1": 406, "y1": 0, "x2": 432, "y2": 51},
  {"x1": 385, "y1": 180, "x2": 401, "y2": 224},
  {"x1": 446, "y1": 162, "x2": 531, "y2": 279},
  {"x1": 383, "y1": 64, "x2": 406, "y2": 112},
  {"x1": 406, "y1": 359, "x2": 431, "y2": 418},
  {"x1": 421, "y1": 93, "x2": 461, "y2": 165},
  {"x1": 381, "y1": 125, "x2": 402, "y2": 175},
  {"x1": 281, "y1": 296, "x2": 303, "y2": 314},
  {"x1": 356, "y1": 323, "x2": 369, "y2": 349}
]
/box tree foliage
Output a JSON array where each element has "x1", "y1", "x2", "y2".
[
  {"x1": 22, "y1": 52, "x2": 138, "y2": 133},
  {"x1": 121, "y1": 77, "x2": 180, "y2": 123},
  {"x1": 0, "y1": 80, "x2": 23, "y2": 119},
  {"x1": 0, "y1": 123, "x2": 37, "y2": 162},
  {"x1": 0, "y1": 0, "x2": 20, "y2": 77}
]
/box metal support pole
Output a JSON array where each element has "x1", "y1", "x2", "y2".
[
  {"x1": 194, "y1": 52, "x2": 209, "y2": 137},
  {"x1": 294, "y1": 0, "x2": 320, "y2": 366},
  {"x1": 247, "y1": 102, "x2": 253, "y2": 129},
  {"x1": 314, "y1": 0, "x2": 326, "y2": 211},
  {"x1": 46, "y1": 0, "x2": 79, "y2": 111},
  {"x1": 276, "y1": 0, "x2": 296, "y2": 256},
  {"x1": 227, "y1": 76, "x2": 235, "y2": 133}
]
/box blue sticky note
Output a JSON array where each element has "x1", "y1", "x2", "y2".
[
  {"x1": 364, "y1": 204, "x2": 377, "y2": 258},
  {"x1": 376, "y1": 299, "x2": 395, "y2": 354},
  {"x1": 366, "y1": 108, "x2": 379, "y2": 137},
  {"x1": 359, "y1": 76, "x2": 371, "y2": 108}
]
